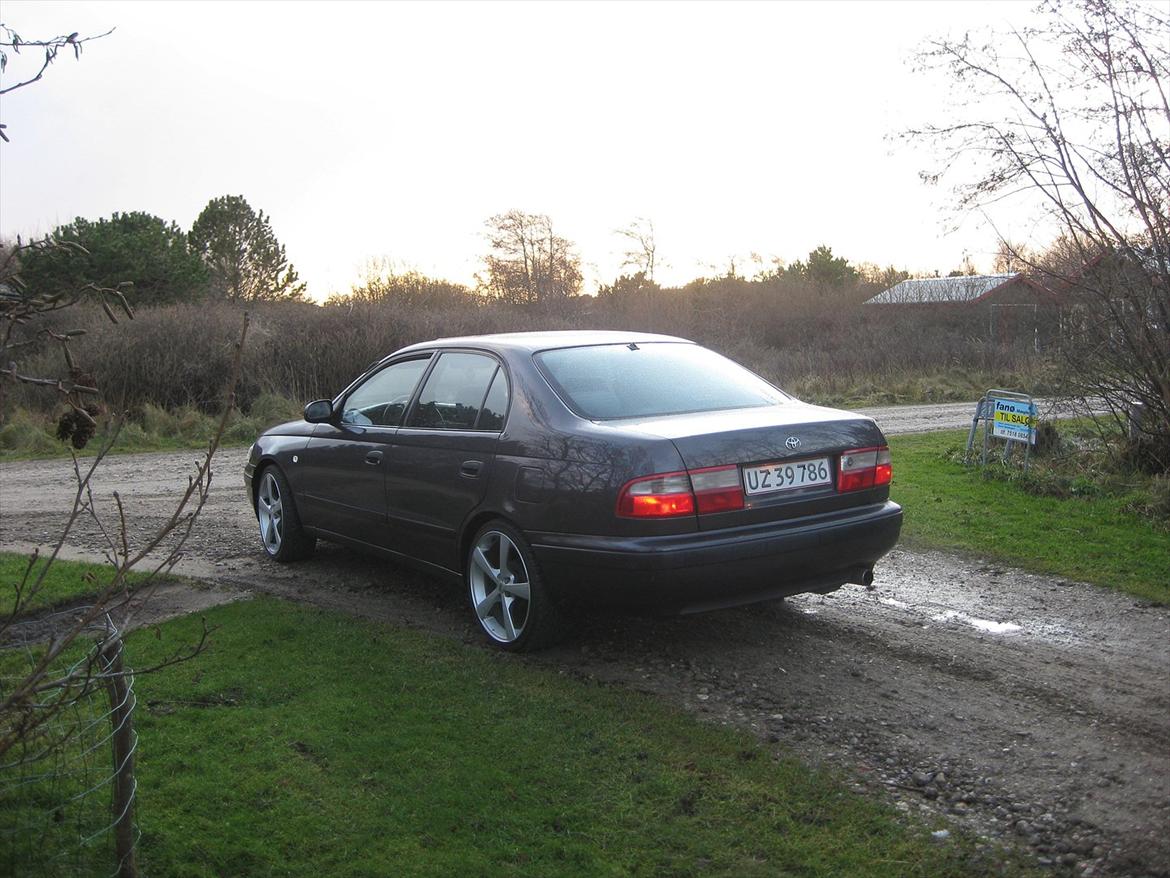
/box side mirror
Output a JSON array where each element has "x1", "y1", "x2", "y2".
[{"x1": 303, "y1": 399, "x2": 334, "y2": 424}]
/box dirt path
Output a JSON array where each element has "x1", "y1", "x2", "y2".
[
  {"x1": 1, "y1": 427, "x2": 1167, "y2": 877},
  {"x1": 856, "y1": 397, "x2": 1091, "y2": 435},
  {"x1": 1, "y1": 572, "x2": 245, "y2": 646}
]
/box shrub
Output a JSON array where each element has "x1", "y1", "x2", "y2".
[
  {"x1": 1033, "y1": 421, "x2": 1062, "y2": 457},
  {"x1": 0, "y1": 409, "x2": 59, "y2": 454},
  {"x1": 246, "y1": 392, "x2": 303, "y2": 427},
  {"x1": 4, "y1": 281, "x2": 1057, "y2": 417},
  {"x1": 1147, "y1": 476, "x2": 1170, "y2": 526}
]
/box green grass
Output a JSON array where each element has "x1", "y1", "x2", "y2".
[
  {"x1": 114, "y1": 598, "x2": 1014, "y2": 878},
  {"x1": 0, "y1": 411, "x2": 248, "y2": 459},
  {"x1": 0, "y1": 394, "x2": 303, "y2": 460},
  {"x1": 0, "y1": 551, "x2": 157, "y2": 617},
  {"x1": 889, "y1": 430, "x2": 1170, "y2": 603}
]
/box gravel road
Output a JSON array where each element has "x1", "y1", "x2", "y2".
[
  {"x1": 1, "y1": 402, "x2": 1166, "y2": 877},
  {"x1": 855, "y1": 397, "x2": 1093, "y2": 436}
]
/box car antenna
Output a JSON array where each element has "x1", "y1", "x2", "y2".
[{"x1": 627, "y1": 342, "x2": 639, "y2": 351}]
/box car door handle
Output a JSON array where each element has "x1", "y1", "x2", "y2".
[
  {"x1": 365, "y1": 450, "x2": 384, "y2": 466},
  {"x1": 460, "y1": 459, "x2": 483, "y2": 477}
]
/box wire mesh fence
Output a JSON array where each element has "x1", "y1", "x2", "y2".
[{"x1": 1, "y1": 611, "x2": 138, "y2": 878}]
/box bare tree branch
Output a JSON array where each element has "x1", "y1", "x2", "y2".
[
  {"x1": 907, "y1": 0, "x2": 1169, "y2": 470},
  {"x1": 0, "y1": 25, "x2": 114, "y2": 141}
]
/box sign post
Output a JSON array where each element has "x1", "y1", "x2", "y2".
[{"x1": 966, "y1": 389, "x2": 1037, "y2": 469}]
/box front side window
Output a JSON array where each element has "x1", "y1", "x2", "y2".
[
  {"x1": 341, "y1": 357, "x2": 431, "y2": 427},
  {"x1": 535, "y1": 342, "x2": 790, "y2": 420},
  {"x1": 407, "y1": 352, "x2": 503, "y2": 431}
]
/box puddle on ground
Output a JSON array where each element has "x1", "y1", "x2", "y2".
[
  {"x1": 846, "y1": 556, "x2": 1088, "y2": 645},
  {"x1": 791, "y1": 562, "x2": 1087, "y2": 645},
  {"x1": 932, "y1": 610, "x2": 1022, "y2": 635},
  {"x1": 801, "y1": 591, "x2": 1082, "y2": 644}
]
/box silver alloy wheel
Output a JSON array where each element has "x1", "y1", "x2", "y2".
[
  {"x1": 257, "y1": 471, "x2": 284, "y2": 555},
  {"x1": 469, "y1": 530, "x2": 532, "y2": 643}
]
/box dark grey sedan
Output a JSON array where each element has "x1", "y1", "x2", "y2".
[{"x1": 245, "y1": 331, "x2": 901, "y2": 650}]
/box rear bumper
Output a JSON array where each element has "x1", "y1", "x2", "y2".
[{"x1": 530, "y1": 500, "x2": 902, "y2": 613}]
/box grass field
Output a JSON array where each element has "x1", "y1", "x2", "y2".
[
  {"x1": 2, "y1": 587, "x2": 1026, "y2": 878},
  {"x1": 0, "y1": 552, "x2": 160, "y2": 617},
  {"x1": 124, "y1": 598, "x2": 1018, "y2": 878},
  {"x1": 0, "y1": 397, "x2": 301, "y2": 460},
  {"x1": 889, "y1": 430, "x2": 1169, "y2": 603}
]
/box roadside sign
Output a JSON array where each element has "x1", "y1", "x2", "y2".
[
  {"x1": 965, "y1": 389, "x2": 1037, "y2": 469},
  {"x1": 991, "y1": 397, "x2": 1037, "y2": 444}
]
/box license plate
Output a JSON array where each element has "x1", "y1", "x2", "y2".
[{"x1": 742, "y1": 456, "x2": 832, "y2": 496}]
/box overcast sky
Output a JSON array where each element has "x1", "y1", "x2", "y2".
[{"x1": 2, "y1": 0, "x2": 1054, "y2": 299}]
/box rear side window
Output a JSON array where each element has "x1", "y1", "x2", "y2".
[
  {"x1": 408, "y1": 352, "x2": 502, "y2": 430},
  {"x1": 476, "y1": 368, "x2": 509, "y2": 431},
  {"x1": 535, "y1": 342, "x2": 789, "y2": 420}
]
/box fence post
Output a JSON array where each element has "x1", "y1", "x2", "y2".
[
  {"x1": 101, "y1": 637, "x2": 138, "y2": 878},
  {"x1": 1128, "y1": 401, "x2": 1147, "y2": 441}
]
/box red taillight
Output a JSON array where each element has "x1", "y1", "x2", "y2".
[
  {"x1": 617, "y1": 472, "x2": 695, "y2": 517},
  {"x1": 617, "y1": 465, "x2": 746, "y2": 518},
  {"x1": 689, "y1": 465, "x2": 745, "y2": 514},
  {"x1": 838, "y1": 446, "x2": 892, "y2": 492}
]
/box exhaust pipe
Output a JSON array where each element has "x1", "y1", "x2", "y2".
[{"x1": 847, "y1": 566, "x2": 876, "y2": 589}]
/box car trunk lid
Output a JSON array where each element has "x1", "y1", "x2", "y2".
[{"x1": 611, "y1": 403, "x2": 889, "y2": 529}]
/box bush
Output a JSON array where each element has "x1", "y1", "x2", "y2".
[
  {"x1": 1129, "y1": 475, "x2": 1170, "y2": 528},
  {"x1": 1033, "y1": 421, "x2": 1062, "y2": 457},
  {"x1": 1149, "y1": 476, "x2": 1170, "y2": 524},
  {"x1": 0, "y1": 409, "x2": 59, "y2": 454},
  {"x1": 4, "y1": 276, "x2": 1058, "y2": 418},
  {"x1": 246, "y1": 392, "x2": 303, "y2": 426},
  {"x1": 962, "y1": 418, "x2": 1168, "y2": 528},
  {"x1": 1122, "y1": 434, "x2": 1170, "y2": 475}
]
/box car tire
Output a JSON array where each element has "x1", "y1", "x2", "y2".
[
  {"x1": 256, "y1": 465, "x2": 316, "y2": 562},
  {"x1": 466, "y1": 520, "x2": 564, "y2": 652}
]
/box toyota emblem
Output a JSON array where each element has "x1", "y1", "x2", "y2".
[{"x1": 785, "y1": 436, "x2": 801, "y2": 450}]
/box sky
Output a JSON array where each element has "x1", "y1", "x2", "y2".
[{"x1": 1, "y1": 0, "x2": 1056, "y2": 300}]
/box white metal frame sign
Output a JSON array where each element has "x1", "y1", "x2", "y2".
[{"x1": 965, "y1": 389, "x2": 1038, "y2": 469}]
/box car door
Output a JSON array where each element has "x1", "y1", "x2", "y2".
[
  {"x1": 386, "y1": 351, "x2": 510, "y2": 571},
  {"x1": 295, "y1": 355, "x2": 432, "y2": 548}
]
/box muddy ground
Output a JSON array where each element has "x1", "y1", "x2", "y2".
[{"x1": 1, "y1": 415, "x2": 1167, "y2": 877}]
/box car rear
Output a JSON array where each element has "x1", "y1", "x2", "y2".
[{"x1": 525, "y1": 340, "x2": 902, "y2": 612}]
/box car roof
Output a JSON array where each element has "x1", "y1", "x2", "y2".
[{"x1": 395, "y1": 330, "x2": 692, "y2": 356}]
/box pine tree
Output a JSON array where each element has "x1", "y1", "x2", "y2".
[{"x1": 190, "y1": 195, "x2": 306, "y2": 301}]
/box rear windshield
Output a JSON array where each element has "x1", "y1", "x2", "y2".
[{"x1": 535, "y1": 342, "x2": 790, "y2": 420}]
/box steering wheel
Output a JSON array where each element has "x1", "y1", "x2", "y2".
[{"x1": 382, "y1": 395, "x2": 414, "y2": 427}]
